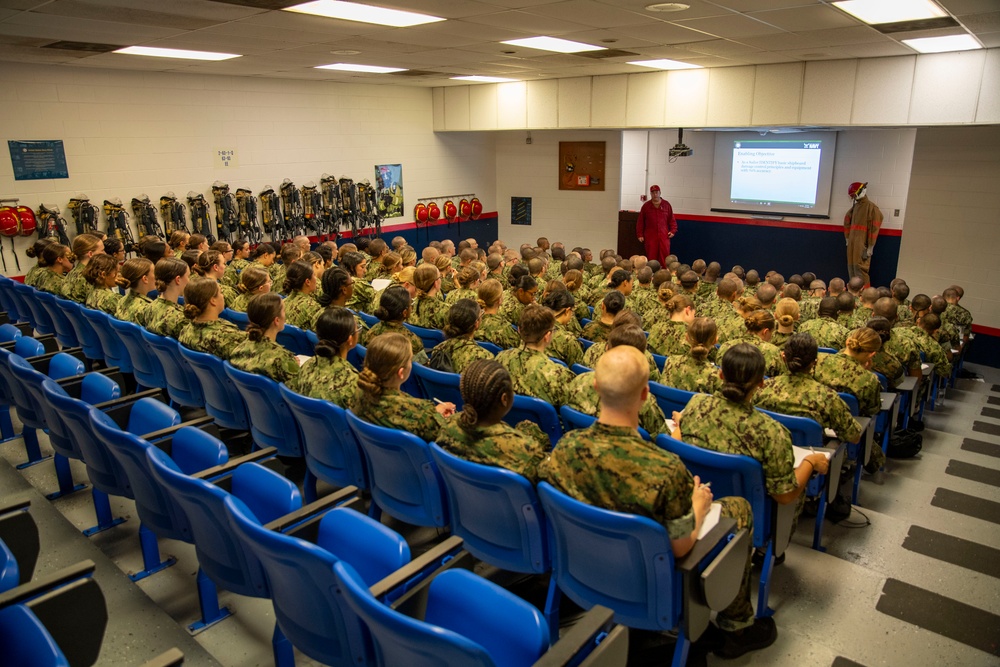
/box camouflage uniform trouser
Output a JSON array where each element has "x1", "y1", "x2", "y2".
[{"x1": 716, "y1": 496, "x2": 755, "y2": 631}]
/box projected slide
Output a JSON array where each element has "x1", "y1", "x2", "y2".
[{"x1": 730, "y1": 140, "x2": 823, "y2": 206}]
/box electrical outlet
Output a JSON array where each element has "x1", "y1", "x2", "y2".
[{"x1": 894, "y1": 209, "x2": 900, "y2": 217}]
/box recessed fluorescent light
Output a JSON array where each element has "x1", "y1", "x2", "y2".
[
  {"x1": 501, "y1": 36, "x2": 605, "y2": 54},
  {"x1": 114, "y1": 46, "x2": 241, "y2": 61},
  {"x1": 451, "y1": 76, "x2": 518, "y2": 83},
  {"x1": 902, "y1": 34, "x2": 981, "y2": 53},
  {"x1": 628, "y1": 59, "x2": 701, "y2": 70},
  {"x1": 316, "y1": 63, "x2": 406, "y2": 73},
  {"x1": 832, "y1": 0, "x2": 945, "y2": 25},
  {"x1": 284, "y1": 0, "x2": 444, "y2": 27}
]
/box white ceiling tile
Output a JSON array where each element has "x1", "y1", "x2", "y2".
[
  {"x1": 748, "y1": 5, "x2": 860, "y2": 32},
  {"x1": 961, "y1": 11, "x2": 1000, "y2": 34},
  {"x1": 739, "y1": 51, "x2": 802, "y2": 64},
  {"x1": 977, "y1": 31, "x2": 1000, "y2": 47},
  {"x1": 681, "y1": 39, "x2": 762, "y2": 56},
  {"x1": 623, "y1": 21, "x2": 717, "y2": 44},
  {"x1": 793, "y1": 25, "x2": 887, "y2": 46},
  {"x1": 671, "y1": 14, "x2": 787, "y2": 39},
  {"x1": 836, "y1": 41, "x2": 916, "y2": 58},
  {"x1": 28, "y1": 0, "x2": 224, "y2": 30},
  {"x1": 359, "y1": 0, "x2": 503, "y2": 19},
  {"x1": 237, "y1": 10, "x2": 386, "y2": 36},
  {"x1": 592, "y1": 0, "x2": 734, "y2": 21},
  {"x1": 527, "y1": 0, "x2": 660, "y2": 28},
  {"x1": 553, "y1": 28, "x2": 662, "y2": 49},
  {"x1": 938, "y1": 0, "x2": 1000, "y2": 14},
  {"x1": 364, "y1": 19, "x2": 533, "y2": 47},
  {"x1": 191, "y1": 22, "x2": 331, "y2": 45},
  {"x1": 5, "y1": 11, "x2": 185, "y2": 40},
  {"x1": 711, "y1": 0, "x2": 818, "y2": 10},
  {"x1": 740, "y1": 32, "x2": 818, "y2": 50},
  {"x1": 460, "y1": 9, "x2": 594, "y2": 33}
]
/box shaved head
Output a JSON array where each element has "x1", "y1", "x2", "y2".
[{"x1": 595, "y1": 346, "x2": 648, "y2": 411}]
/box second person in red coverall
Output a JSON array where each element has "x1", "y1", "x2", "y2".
[{"x1": 636, "y1": 184, "x2": 677, "y2": 266}]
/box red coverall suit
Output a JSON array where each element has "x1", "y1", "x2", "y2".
[{"x1": 636, "y1": 198, "x2": 678, "y2": 266}]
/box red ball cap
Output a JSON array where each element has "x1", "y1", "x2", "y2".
[
  {"x1": 848, "y1": 181, "x2": 866, "y2": 197},
  {"x1": 650, "y1": 185, "x2": 661, "y2": 193}
]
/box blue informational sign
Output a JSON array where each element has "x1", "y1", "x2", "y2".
[{"x1": 8, "y1": 140, "x2": 69, "y2": 180}]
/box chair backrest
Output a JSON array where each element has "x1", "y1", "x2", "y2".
[
  {"x1": 654, "y1": 434, "x2": 771, "y2": 550},
  {"x1": 220, "y1": 308, "x2": 249, "y2": 330},
  {"x1": 476, "y1": 341, "x2": 502, "y2": 355},
  {"x1": 874, "y1": 372, "x2": 888, "y2": 391},
  {"x1": 503, "y1": 394, "x2": 562, "y2": 445},
  {"x1": 537, "y1": 482, "x2": 679, "y2": 632},
  {"x1": 818, "y1": 347, "x2": 838, "y2": 354},
  {"x1": 41, "y1": 380, "x2": 132, "y2": 498},
  {"x1": 0, "y1": 538, "x2": 19, "y2": 593},
  {"x1": 141, "y1": 329, "x2": 205, "y2": 408},
  {"x1": 80, "y1": 309, "x2": 131, "y2": 372},
  {"x1": 177, "y1": 346, "x2": 249, "y2": 431},
  {"x1": 108, "y1": 318, "x2": 166, "y2": 390},
  {"x1": 410, "y1": 363, "x2": 463, "y2": 409},
  {"x1": 756, "y1": 409, "x2": 824, "y2": 448},
  {"x1": 838, "y1": 392, "x2": 860, "y2": 417},
  {"x1": 47, "y1": 352, "x2": 84, "y2": 380},
  {"x1": 6, "y1": 354, "x2": 48, "y2": 429},
  {"x1": 124, "y1": 397, "x2": 181, "y2": 438},
  {"x1": 651, "y1": 353, "x2": 667, "y2": 373},
  {"x1": 402, "y1": 322, "x2": 446, "y2": 349},
  {"x1": 279, "y1": 384, "x2": 369, "y2": 491},
  {"x1": 276, "y1": 324, "x2": 314, "y2": 356},
  {"x1": 559, "y1": 405, "x2": 651, "y2": 441},
  {"x1": 147, "y1": 449, "x2": 297, "y2": 599},
  {"x1": 0, "y1": 323, "x2": 21, "y2": 342},
  {"x1": 429, "y1": 443, "x2": 548, "y2": 574},
  {"x1": 345, "y1": 410, "x2": 448, "y2": 527},
  {"x1": 13, "y1": 282, "x2": 54, "y2": 335},
  {"x1": 223, "y1": 496, "x2": 372, "y2": 667},
  {"x1": 346, "y1": 343, "x2": 366, "y2": 372},
  {"x1": 33, "y1": 292, "x2": 78, "y2": 348},
  {"x1": 570, "y1": 363, "x2": 591, "y2": 375},
  {"x1": 223, "y1": 362, "x2": 302, "y2": 457},
  {"x1": 61, "y1": 302, "x2": 105, "y2": 361},
  {"x1": 14, "y1": 336, "x2": 44, "y2": 358},
  {"x1": 0, "y1": 605, "x2": 70, "y2": 667},
  {"x1": 648, "y1": 382, "x2": 697, "y2": 417},
  {"x1": 0, "y1": 278, "x2": 22, "y2": 323},
  {"x1": 354, "y1": 309, "x2": 379, "y2": 328},
  {"x1": 577, "y1": 337, "x2": 594, "y2": 351}
]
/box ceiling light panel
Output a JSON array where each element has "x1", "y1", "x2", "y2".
[
  {"x1": 113, "y1": 46, "x2": 241, "y2": 60},
  {"x1": 628, "y1": 58, "x2": 701, "y2": 70},
  {"x1": 832, "y1": 0, "x2": 946, "y2": 25},
  {"x1": 902, "y1": 34, "x2": 982, "y2": 53},
  {"x1": 315, "y1": 62, "x2": 406, "y2": 72},
  {"x1": 501, "y1": 36, "x2": 605, "y2": 53},
  {"x1": 284, "y1": 1, "x2": 445, "y2": 27}
]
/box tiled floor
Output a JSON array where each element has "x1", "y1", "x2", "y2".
[{"x1": 2, "y1": 365, "x2": 999, "y2": 666}]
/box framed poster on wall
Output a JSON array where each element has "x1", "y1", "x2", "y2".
[
  {"x1": 559, "y1": 141, "x2": 605, "y2": 191},
  {"x1": 375, "y1": 164, "x2": 404, "y2": 218}
]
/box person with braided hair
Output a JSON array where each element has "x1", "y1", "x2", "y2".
[
  {"x1": 407, "y1": 263, "x2": 449, "y2": 330},
  {"x1": 428, "y1": 299, "x2": 494, "y2": 373},
  {"x1": 755, "y1": 333, "x2": 862, "y2": 444},
  {"x1": 115, "y1": 258, "x2": 156, "y2": 325},
  {"x1": 567, "y1": 325, "x2": 668, "y2": 436},
  {"x1": 647, "y1": 293, "x2": 694, "y2": 356},
  {"x1": 581, "y1": 290, "x2": 625, "y2": 344},
  {"x1": 178, "y1": 277, "x2": 246, "y2": 360},
  {"x1": 313, "y1": 266, "x2": 369, "y2": 344},
  {"x1": 474, "y1": 279, "x2": 520, "y2": 350},
  {"x1": 61, "y1": 234, "x2": 105, "y2": 303},
  {"x1": 660, "y1": 317, "x2": 722, "y2": 395},
  {"x1": 436, "y1": 359, "x2": 549, "y2": 483},
  {"x1": 495, "y1": 305, "x2": 575, "y2": 407},
  {"x1": 289, "y1": 307, "x2": 359, "y2": 406},
  {"x1": 229, "y1": 265, "x2": 272, "y2": 314},
  {"x1": 641, "y1": 280, "x2": 675, "y2": 331},
  {"x1": 222, "y1": 239, "x2": 251, "y2": 288},
  {"x1": 351, "y1": 332, "x2": 455, "y2": 443},
  {"x1": 771, "y1": 298, "x2": 799, "y2": 349},
  {"x1": 717, "y1": 310, "x2": 784, "y2": 378},
  {"x1": 229, "y1": 293, "x2": 300, "y2": 384},
  {"x1": 367, "y1": 284, "x2": 428, "y2": 363},
  {"x1": 281, "y1": 260, "x2": 322, "y2": 331},
  {"x1": 541, "y1": 289, "x2": 585, "y2": 367},
  {"x1": 83, "y1": 254, "x2": 126, "y2": 316},
  {"x1": 193, "y1": 249, "x2": 237, "y2": 307},
  {"x1": 144, "y1": 258, "x2": 190, "y2": 339},
  {"x1": 435, "y1": 254, "x2": 457, "y2": 294}
]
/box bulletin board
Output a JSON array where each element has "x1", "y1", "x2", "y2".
[{"x1": 559, "y1": 141, "x2": 605, "y2": 191}]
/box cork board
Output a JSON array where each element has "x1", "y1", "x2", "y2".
[{"x1": 559, "y1": 141, "x2": 605, "y2": 191}]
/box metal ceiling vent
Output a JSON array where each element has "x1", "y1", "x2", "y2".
[
  {"x1": 42, "y1": 41, "x2": 122, "y2": 53},
  {"x1": 577, "y1": 49, "x2": 640, "y2": 59}
]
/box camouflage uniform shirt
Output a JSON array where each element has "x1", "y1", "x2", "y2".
[
  {"x1": 144, "y1": 298, "x2": 187, "y2": 339},
  {"x1": 475, "y1": 313, "x2": 520, "y2": 350},
  {"x1": 755, "y1": 373, "x2": 862, "y2": 442},
  {"x1": 566, "y1": 373, "x2": 668, "y2": 437},
  {"x1": 284, "y1": 291, "x2": 322, "y2": 331},
  {"x1": 408, "y1": 295, "x2": 448, "y2": 330},
  {"x1": 428, "y1": 337, "x2": 494, "y2": 374},
  {"x1": 222, "y1": 257, "x2": 249, "y2": 288},
  {"x1": 178, "y1": 319, "x2": 246, "y2": 360},
  {"x1": 883, "y1": 329, "x2": 922, "y2": 373},
  {"x1": 35, "y1": 270, "x2": 65, "y2": 295},
  {"x1": 580, "y1": 320, "x2": 611, "y2": 344},
  {"x1": 798, "y1": 317, "x2": 849, "y2": 351},
  {"x1": 24, "y1": 264, "x2": 45, "y2": 288},
  {"x1": 871, "y1": 349, "x2": 905, "y2": 389},
  {"x1": 368, "y1": 320, "x2": 425, "y2": 356},
  {"x1": 86, "y1": 286, "x2": 123, "y2": 316},
  {"x1": 798, "y1": 297, "x2": 820, "y2": 323},
  {"x1": 813, "y1": 352, "x2": 880, "y2": 417},
  {"x1": 229, "y1": 337, "x2": 300, "y2": 384},
  {"x1": 495, "y1": 346, "x2": 575, "y2": 407},
  {"x1": 437, "y1": 416, "x2": 550, "y2": 484},
  {"x1": 347, "y1": 280, "x2": 375, "y2": 314},
  {"x1": 498, "y1": 297, "x2": 527, "y2": 327},
  {"x1": 942, "y1": 303, "x2": 973, "y2": 334},
  {"x1": 351, "y1": 387, "x2": 444, "y2": 443},
  {"x1": 770, "y1": 330, "x2": 794, "y2": 349},
  {"x1": 548, "y1": 323, "x2": 584, "y2": 367},
  {"x1": 647, "y1": 320, "x2": 689, "y2": 356},
  {"x1": 907, "y1": 327, "x2": 952, "y2": 378},
  {"x1": 61, "y1": 263, "x2": 92, "y2": 304},
  {"x1": 289, "y1": 354, "x2": 357, "y2": 407},
  {"x1": 659, "y1": 354, "x2": 722, "y2": 395},
  {"x1": 116, "y1": 292, "x2": 153, "y2": 325},
  {"x1": 582, "y1": 343, "x2": 659, "y2": 380},
  {"x1": 445, "y1": 287, "x2": 477, "y2": 306},
  {"x1": 718, "y1": 333, "x2": 784, "y2": 378},
  {"x1": 228, "y1": 291, "x2": 253, "y2": 313}
]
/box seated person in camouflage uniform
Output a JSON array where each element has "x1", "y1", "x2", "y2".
[
  {"x1": 499, "y1": 274, "x2": 537, "y2": 327},
  {"x1": 581, "y1": 290, "x2": 625, "y2": 343},
  {"x1": 368, "y1": 285, "x2": 428, "y2": 364},
  {"x1": 271, "y1": 243, "x2": 302, "y2": 296},
  {"x1": 495, "y1": 305, "x2": 576, "y2": 408},
  {"x1": 281, "y1": 261, "x2": 322, "y2": 331},
  {"x1": 756, "y1": 333, "x2": 863, "y2": 445},
  {"x1": 475, "y1": 279, "x2": 520, "y2": 350},
  {"x1": 659, "y1": 317, "x2": 722, "y2": 395},
  {"x1": 929, "y1": 296, "x2": 958, "y2": 360},
  {"x1": 228, "y1": 293, "x2": 300, "y2": 384},
  {"x1": 445, "y1": 265, "x2": 480, "y2": 306},
  {"x1": 83, "y1": 254, "x2": 126, "y2": 316},
  {"x1": 178, "y1": 277, "x2": 247, "y2": 361},
  {"x1": 143, "y1": 258, "x2": 190, "y2": 340},
  {"x1": 941, "y1": 286, "x2": 972, "y2": 343},
  {"x1": 434, "y1": 254, "x2": 456, "y2": 294},
  {"x1": 562, "y1": 265, "x2": 593, "y2": 324},
  {"x1": 351, "y1": 332, "x2": 455, "y2": 443},
  {"x1": 115, "y1": 258, "x2": 156, "y2": 325},
  {"x1": 798, "y1": 297, "x2": 849, "y2": 351},
  {"x1": 23, "y1": 238, "x2": 54, "y2": 288},
  {"x1": 35, "y1": 242, "x2": 74, "y2": 295},
  {"x1": 193, "y1": 250, "x2": 236, "y2": 308},
  {"x1": 865, "y1": 316, "x2": 905, "y2": 389},
  {"x1": 340, "y1": 251, "x2": 374, "y2": 315},
  {"x1": 229, "y1": 265, "x2": 272, "y2": 314},
  {"x1": 437, "y1": 359, "x2": 549, "y2": 483},
  {"x1": 892, "y1": 282, "x2": 914, "y2": 325},
  {"x1": 222, "y1": 239, "x2": 251, "y2": 288},
  {"x1": 168, "y1": 230, "x2": 189, "y2": 259},
  {"x1": 582, "y1": 311, "x2": 659, "y2": 379},
  {"x1": 911, "y1": 312, "x2": 952, "y2": 379},
  {"x1": 718, "y1": 310, "x2": 784, "y2": 378},
  {"x1": 647, "y1": 293, "x2": 694, "y2": 356},
  {"x1": 835, "y1": 292, "x2": 857, "y2": 329},
  {"x1": 61, "y1": 234, "x2": 104, "y2": 304},
  {"x1": 545, "y1": 346, "x2": 775, "y2": 659},
  {"x1": 289, "y1": 307, "x2": 359, "y2": 407},
  {"x1": 428, "y1": 299, "x2": 494, "y2": 373},
  {"x1": 407, "y1": 263, "x2": 450, "y2": 330},
  {"x1": 541, "y1": 289, "x2": 585, "y2": 367},
  {"x1": 567, "y1": 325, "x2": 668, "y2": 437},
  {"x1": 364, "y1": 239, "x2": 390, "y2": 282},
  {"x1": 314, "y1": 267, "x2": 369, "y2": 344},
  {"x1": 771, "y1": 298, "x2": 799, "y2": 349},
  {"x1": 872, "y1": 298, "x2": 922, "y2": 378}
]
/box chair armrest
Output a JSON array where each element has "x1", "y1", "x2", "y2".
[
  {"x1": 193, "y1": 447, "x2": 279, "y2": 481},
  {"x1": 0, "y1": 560, "x2": 95, "y2": 608},
  {"x1": 25, "y1": 575, "x2": 107, "y2": 667},
  {"x1": 0, "y1": 505, "x2": 38, "y2": 585},
  {"x1": 531, "y1": 606, "x2": 625, "y2": 667},
  {"x1": 676, "y1": 517, "x2": 743, "y2": 642},
  {"x1": 265, "y1": 486, "x2": 360, "y2": 534},
  {"x1": 880, "y1": 392, "x2": 896, "y2": 413},
  {"x1": 140, "y1": 648, "x2": 184, "y2": 667},
  {"x1": 896, "y1": 376, "x2": 918, "y2": 393},
  {"x1": 27, "y1": 347, "x2": 85, "y2": 372},
  {"x1": 91, "y1": 388, "x2": 162, "y2": 411},
  {"x1": 676, "y1": 517, "x2": 738, "y2": 574},
  {"x1": 140, "y1": 415, "x2": 215, "y2": 443},
  {"x1": 381, "y1": 537, "x2": 472, "y2": 616},
  {"x1": 0, "y1": 499, "x2": 30, "y2": 517},
  {"x1": 53, "y1": 366, "x2": 124, "y2": 392}
]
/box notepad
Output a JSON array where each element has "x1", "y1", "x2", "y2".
[
  {"x1": 665, "y1": 418, "x2": 677, "y2": 433},
  {"x1": 824, "y1": 428, "x2": 837, "y2": 439},
  {"x1": 697, "y1": 502, "x2": 722, "y2": 540},
  {"x1": 295, "y1": 354, "x2": 312, "y2": 366},
  {"x1": 372, "y1": 278, "x2": 392, "y2": 291},
  {"x1": 793, "y1": 445, "x2": 832, "y2": 469}
]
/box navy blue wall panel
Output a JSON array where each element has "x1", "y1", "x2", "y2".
[{"x1": 335, "y1": 215, "x2": 498, "y2": 253}]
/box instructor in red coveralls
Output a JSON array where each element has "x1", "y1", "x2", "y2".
[{"x1": 636, "y1": 184, "x2": 677, "y2": 266}]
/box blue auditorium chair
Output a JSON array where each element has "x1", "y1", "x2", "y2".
[
  {"x1": 12, "y1": 282, "x2": 55, "y2": 336},
  {"x1": 61, "y1": 302, "x2": 106, "y2": 363},
  {"x1": 80, "y1": 309, "x2": 133, "y2": 374},
  {"x1": 410, "y1": 363, "x2": 463, "y2": 408},
  {"x1": 142, "y1": 329, "x2": 205, "y2": 409},
  {"x1": 559, "y1": 405, "x2": 651, "y2": 441},
  {"x1": 476, "y1": 340, "x2": 502, "y2": 355},
  {"x1": 403, "y1": 322, "x2": 445, "y2": 349},
  {"x1": 223, "y1": 362, "x2": 303, "y2": 457},
  {"x1": 220, "y1": 308, "x2": 249, "y2": 330},
  {"x1": 276, "y1": 323, "x2": 314, "y2": 356},
  {"x1": 33, "y1": 291, "x2": 79, "y2": 349},
  {"x1": 108, "y1": 318, "x2": 166, "y2": 391},
  {"x1": 649, "y1": 381, "x2": 697, "y2": 416},
  {"x1": 177, "y1": 346, "x2": 249, "y2": 431},
  {"x1": 503, "y1": 394, "x2": 562, "y2": 446}
]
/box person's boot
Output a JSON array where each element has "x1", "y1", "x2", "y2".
[
  {"x1": 713, "y1": 617, "x2": 777, "y2": 659},
  {"x1": 825, "y1": 495, "x2": 852, "y2": 523}
]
